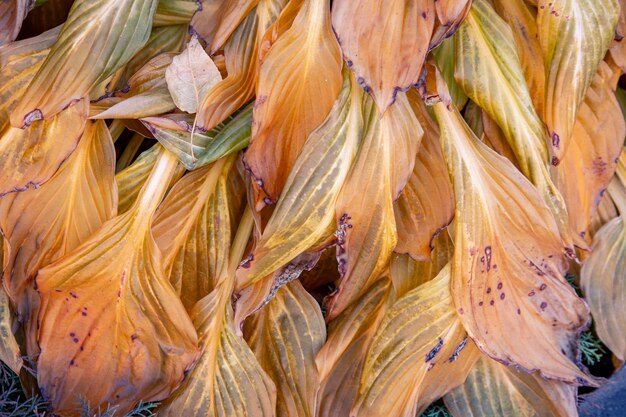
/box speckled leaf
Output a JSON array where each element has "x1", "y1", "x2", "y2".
[
  {"x1": 0, "y1": 120, "x2": 117, "y2": 357},
  {"x1": 433, "y1": 96, "x2": 593, "y2": 384},
  {"x1": 35, "y1": 150, "x2": 198, "y2": 416}
]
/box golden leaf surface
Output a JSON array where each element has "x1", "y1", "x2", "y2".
[
  {"x1": 35, "y1": 150, "x2": 198, "y2": 416},
  {"x1": 552, "y1": 62, "x2": 626, "y2": 238}
]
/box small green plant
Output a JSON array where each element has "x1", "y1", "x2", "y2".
[{"x1": 580, "y1": 331, "x2": 607, "y2": 366}]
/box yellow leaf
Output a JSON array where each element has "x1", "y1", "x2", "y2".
[
  {"x1": 210, "y1": 0, "x2": 261, "y2": 53},
  {"x1": 552, "y1": 61, "x2": 626, "y2": 238},
  {"x1": 432, "y1": 95, "x2": 593, "y2": 384},
  {"x1": 235, "y1": 72, "x2": 361, "y2": 288},
  {"x1": 454, "y1": 0, "x2": 576, "y2": 249},
  {"x1": 538, "y1": 0, "x2": 619, "y2": 163},
  {"x1": 324, "y1": 92, "x2": 422, "y2": 320},
  {"x1": 165, "y1": 36, "x2": 222, "y2": 113},
  {"x1": 445, "y1": 355, "x2": 578, "y2": 417},
  {"x1": 316, "y1": 278, "x2": 393, "y2": 417},
  {"x1": 430, "y1": 0, "x2": 472, "y2": 49},
  {"x1": 332, "y1": 0, "x2": 435, "y2": 112},
  {"x1": 245, "y1": 280, "x2": 326, "y2": 417},
  {"x1": 153, "y1": 0, "x2": 199, "y2": 26},
  {"x1": 394, "y1": 91, "x2": 454, "y2": 261},
  {"x1": 352, "y1": 265, "x2": 480, "y2": 417},
  {"x1": 244, "y1": 0, "x2": 342, "y2": 206},
  {"x1": 35, "y1": 149, "x2": 198, "y2": 415},
  {"x1": 11, "y1": 0, "x2": 159, "y2": 127}
]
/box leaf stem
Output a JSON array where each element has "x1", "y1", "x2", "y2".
[{"x1": 134, "y1": 148, "x2": 181, "y2": 221}]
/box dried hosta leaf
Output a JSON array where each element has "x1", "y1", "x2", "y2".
[
  {"x1": 324, "y1": 93, "x2": 422, "y2": 320},
  {"x1": 142, "y1": 103, "x2": 252, "y2": 170},
  {"x1": 394, "y1": 92, "x2": 454, "y2": 261},
  {"x1": 244, "y1": 0, "x2": 342, "y2": 205},
  {"x1": 581, "y1": 216, "x2": 626, "y2": 360},
  {"x1": 165, "y1": 36, "x2": 222, "y2": 113},
  {"x1": 11, "y1": 0, "x2": 160, "y2": 127},
  {"x1": 0, "y1": 120, "x2": 117, "y2": 356},
  {"x1": 159, "y1": 210, "x2": 277, "y2": 417},
  {"x1": 390, "y1": 231, "x2": 453, "y2": 299},
  {"x1": 115, "y1": 144, "x2": 185, "y2": 214},
  {"x1": 445, "y1": 356, "x2": 578, "y2": 417},
  {"x1": 332, "y1": 0, "x2": 434, "y2": 112},
  {"x1": 35, "y1": 150, "x2": 198, "y2": 415},
  {"x1": 91, "y1": 53, "x2": 176, "y2": 120},
  {"x1": 433, "y1": 98, "x2": 592, "y2": 383},
  {"x1": 316, "y1": 278, "x2": 393, "y2": 417},
  {"x1": 245, "y1": 280, "x2": 326, "y2": 417},
  {"x1": 0, "y1": 237, "x2": 22, "y2": 374},
  {"x1": 188, "y1": 0, "x2": 226, "y2": 45},
  {"x1": 0, "y1": 0, "x2": 33, "y2": 46},
  {"x1": 153, "y1": 156, "x2": 235, "y2": 309},
  {"x1": 210, "y1": 0, "x2": 260, "y2": 53},
  {"x1": 0, "y1": 100, "x2": 88, "y2": 197},
  {"x1": 492, "y1": 0, "x2": 546, "y2": 115},
  {"x1": 235, "y1": 73, "x2": 361, "y2": 288},
  {"x1": 432, "y1": 37, "x2": 468, "y2": 111},
  {"x1": 257, "y1": 0, "x2": 303, "y2": 61},
  {"x1": 454, "y1": 0, "x2": 575, "y2": 248},
  {"x1": 352, "y1": 265, "x2": 479, "y2": 417},
  {"x1": 552, "y1": 62, "x2": 626, "y2": 238},
  {"x1": 538, "y1": 0, "x2": 619, "y2": 163}
]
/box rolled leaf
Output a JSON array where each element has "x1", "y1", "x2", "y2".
[
  {"x1": 11, "y1": 0, "x2": 159, "y2": 127},
  {"x1": 0, "y1": 0, "x2": 34, "y2": 46},
  {"x1": 581, "y1": 215, "x2": 626, "y2": 360}
]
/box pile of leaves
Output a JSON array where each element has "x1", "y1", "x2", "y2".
[{"x1": 1, "y1": 0, "x2": 626, "y2": 416}]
